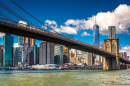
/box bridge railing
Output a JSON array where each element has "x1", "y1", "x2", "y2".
[{"x1": 0, "y1": 18, "x2": 116, "y2": 56}]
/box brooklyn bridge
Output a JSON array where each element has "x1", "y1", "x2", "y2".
[
  {"x1": 0, "y1": 0, "x2": 130, "y2": 70},
  {"x1": 0, "y1": 18, "x2": 130, "y2": 70}
]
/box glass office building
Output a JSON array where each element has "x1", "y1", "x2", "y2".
[
  {"x1": 3, "y1": 34, "x2": 13, "y2": 67},
  {"x1": 18, "y1": 36, "x2": 24, "y2": 45},
  {"x1": 13, "y1": 46, "x2": 23, "y2": 66},
  {"x1": 54, "y1": 45, "x2": 63, "y2": 65},
  {"x1": 93, "y1": 24, "x2": 99, "y2": 46}
]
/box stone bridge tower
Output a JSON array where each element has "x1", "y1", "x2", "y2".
[{"x1": 103, "y1": 39, "x2": 120, "y2": 70}]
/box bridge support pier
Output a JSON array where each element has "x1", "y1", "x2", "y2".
[
  {"x1": 103, "y1": 57, "x2": 120, "y2": 70},
  {"x1": 103, "y1": 39, "x2": 120, "y2": 70}
]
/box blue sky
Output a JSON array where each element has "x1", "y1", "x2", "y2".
[{"x1": 1, "y1": 0, "x2": 130, "y2": 55}]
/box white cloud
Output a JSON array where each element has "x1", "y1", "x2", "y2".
[
  {"x1": 44, "y1": 4, "x2": 130, "y2": 35},
  {"x1": 45, "y1": 20, "x2": 57, "y2": 27},
  {"x1": 0, "y1": 33, "x2": 5, "y2": 38},
  {"x1": 13, "y1": 43, "x2": 23, "y2": 47},
  {"x1": 64, "y1": 4, "x2": 130, "y2": 35},
  {"x1": 81, "y1": 32, "x2": 91, "y2": 36},
  {"x1": 44, "y1": 20, "x2": 77, "y2": 34},
  {"x1": 120, "y1": 45, "x2": 130, "y2": 56}
]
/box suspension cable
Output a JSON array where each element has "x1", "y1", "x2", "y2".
[
  {"x1": 0, "y1": 2, "x2": 35, "y2": 26},
  {"x1": 10, "y1": 0, "x2": 61, "y2": 35}
]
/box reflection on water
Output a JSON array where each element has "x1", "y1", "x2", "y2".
[{"x1": 0, "y1": 70, "x2": 130, "y2": 86}]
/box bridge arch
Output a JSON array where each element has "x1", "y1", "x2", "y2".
[
  {"x1": 106, "y1": 44, "x2": 110, "y2": 52},
  {"x1": 112, "y1": 43, "x2": 116, "y2": 53}
]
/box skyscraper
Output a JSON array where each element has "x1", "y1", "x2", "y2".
[
  {"x1": 26, "y1": 45, "x2": 37, "y2": 65},
  {"x1": 93, "y1": 24, "x2": 99, "y2": 46},
  {"x1": 18, "y1": 36, "x2": 24, "y2": 45},
  {"x1": 39, "y1": 42, "x2": 54, "y2": 65},
  {"x1": 13, "y1": 44, "x2": 23, "y2": 66},
  {"x1": 3, "y1": 34, "x2": 13, "y2": 67},
  {"x1": 84, "y1": 52, "x2": 94, "y2": 66},
  {"x1": 36, "y1": 47, "x2": 39, "y2": 64},
  {"x1": 108, "y1": 26, "x2": 116, "y2": 39},
  {"x1": 93, "y1": 17, "x2": 99, "y2": 64},
  {"x1": 0, "y1": 45, "x2": 3, "y2": 67},
  {"x1": 18, "y1": 36, "x2": 35, "y2": 46}
]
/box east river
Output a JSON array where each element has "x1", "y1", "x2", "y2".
[{"x1": 0, "y1": 70, "x2": 130, "y2": 86}]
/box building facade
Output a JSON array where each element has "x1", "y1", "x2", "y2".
[
  {"x1": 18, "y1": 36, "x2": 35, "y2": 46},
  {"x1": 84, "y1": 52, "x2": 94, "y2": 66},
  {"x1": 36, "y1": 47, "x2": 39, "y2": 64},
  {"x1": 108, "y1": 26, "x2": 116, "y2": 39},
  {"x1": 0, "y1": 47, "x2": 3, "y2": 67},
  {"x1": 54, "y1": 45, "x2": 63, "y2": 65},
  {"x1": 39, "y1": 42, "x2": 54, "y2": 65},
  {"x1": 3, "y1": 34, "x2": 13, "y2": 67},
  {"x1": 26, "y1": 45, "x2": 37, "y2": 65},
  {"x1": 13, "y1": 46, "x2": 23, "y2": 66},
  {"x1": 63, "y1": 46, "x2": 69, "y2": 63}
]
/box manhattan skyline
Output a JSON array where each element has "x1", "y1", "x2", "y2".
[{"x1": 0, "y1": 0, "x2": 130, "y2": 56}]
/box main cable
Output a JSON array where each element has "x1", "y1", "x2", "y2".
[
  {"x1": 0, "y1": 13, "x2": 11, "y2": 20},
  {"x1": 10, "y1": 0, "x2": 61, "y2": 35},
  {"x1": 0, "y1": 2, "x2": 35, "y2": 26}
]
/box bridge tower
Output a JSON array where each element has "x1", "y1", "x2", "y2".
[{"x1": 103, "y1": 39, "x2": 120, "y2": 70}]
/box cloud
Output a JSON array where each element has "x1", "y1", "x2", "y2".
[
  {"x1": 0, "y1": 33, "x2": 5, "y2": 38},
  {"x1": 120, "y1": 45, "x2": 130, "y2": 56},
  {"x1": 44, "y1": 20, "x2": 77, "y2": 34},
  {"x1": 81, "y1": 31, "x2": 91, "y2": 36},
  {"x1": 13, "y1": 43, "x2": 23, "y2": 47},
  {"x1": 65, "y1": 4, "x2": 130, "y2": 35},
  {"x1": 45, "y1": 20, "x2": 57, "y2": 27},
  {"x1": 44, "y1": 4, "x2": 130, "y2": 35}
]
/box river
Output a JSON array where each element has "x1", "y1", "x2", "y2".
[{"x1": 0, "y1": 70, "x2": 130, "y2": 86}]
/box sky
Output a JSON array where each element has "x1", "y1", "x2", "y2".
[{"x1": 0, "y1": 0, "x2": 130, "y2": 56}]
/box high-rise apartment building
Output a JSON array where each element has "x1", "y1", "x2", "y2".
[
  {"x1": 93, "y1": 24, "x2": 99, "y2": 46},
  {"x1": 84, "y1": 52, "x2": 94, "y2": 66},
  {"x1": 54, "y1": 45, "x2": 63, "y2": 65},
  {"x1": 3, "y1": 34, "x2": 13, "y2": 67},
  {"x1": 39, "y1": 42, "x2": 54, "y2": 65},
  {"x1": 108, "y1": 26, "x2": 116, "y2": 39}
]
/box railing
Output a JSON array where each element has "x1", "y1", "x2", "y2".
[{"x1": 0, "y1": 18, "x2": 116, "y2": 56}]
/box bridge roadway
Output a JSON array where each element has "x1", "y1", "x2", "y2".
[{"x1": 0, "y1": 18, "x2": 130, "y2": 64}]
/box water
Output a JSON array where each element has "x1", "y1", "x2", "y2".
[{"x1": 0, "y1": 70, "x2": 130, "y2": 86}]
